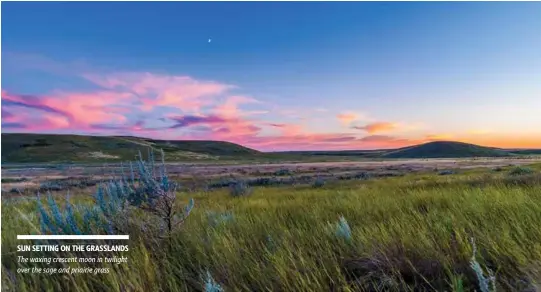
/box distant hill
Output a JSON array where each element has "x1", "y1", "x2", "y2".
[
  {"x1": 2, "y1": 134, "x2": 538, "y2": 163},
  {"x1": 505, "y1": 149, "x2": 541, "y2": 155},
  {"x1": 383, "y1": 141, "x2": 513, "y2": 158},
  {"x1": 1, "y1": 133, "x2": 260, "y2": 163}
]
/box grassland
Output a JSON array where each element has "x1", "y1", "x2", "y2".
[
  {"x1": 3, "y1": 162, "x2": 541, "y2": 291},
  {"x1": 3, "y1": 155, "x2": 540, "y2": 196}
]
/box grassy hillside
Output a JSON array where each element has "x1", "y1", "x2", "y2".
[
  {"x1": 1, "y1": 133, "x2": 261, "y2": 163},
  {"x1": 118, "y1": 136, "x2": 260, "y2": 158},
  {"x1": 384, "y1": 141, "x2": 513, "y2": 158}
]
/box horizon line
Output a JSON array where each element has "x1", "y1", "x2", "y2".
[{"x1": 2, "y1": 131, "x2": 540, "y2": 151}]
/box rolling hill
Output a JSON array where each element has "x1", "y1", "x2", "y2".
[
  {"x1": 1, "y1": 133, "x2": 261, "y2": 163},
  {"x1": 2, "y1": 134, "x2": 538, "y2": 163},
  {"x1": 383, "y1": 141, "x2": 513, "y2": 158}
]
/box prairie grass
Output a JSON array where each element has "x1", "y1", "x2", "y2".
[{"x1": 3, "y1": 170, "x2": 541, "y2": 291}]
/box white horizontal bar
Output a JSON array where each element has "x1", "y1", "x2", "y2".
[{"x1": 17, "y1": 235, "x2": 129, "y2": 240}]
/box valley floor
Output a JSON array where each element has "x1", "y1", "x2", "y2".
[{"x1": 2, "y1": 156, "x2": 540, "y2": 195}]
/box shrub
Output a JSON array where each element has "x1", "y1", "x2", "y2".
[
  {"x1": 438, "y1": 170, "x2": 456, "y2": 176},
  {"x1": 207, "y1": 211, "x2": 234, "y2": 228},
  {"x1": 312, "y1": 176, "x2": 326, "y2": 188},
  {"x1": 9, "y1": 187, "x2": 23, "y2": 194},
  {"x1": 229, "y1": 180, "x2": 253, "y2": 197},
  {"x1": 203, "y1": 271, "x2": 224, "y2": 292},
  {"x1": 36, "y1": 149, "x2": 195, "y2": 240},
  {"x1": 38, "y1": 193, "x2": 80, "y2": 235},
  {"x1": 210, "y1": 178, "x2": 236, "y2": 189},
  {"x1": 265, "y1": 234, "x2": 277, "y2": 253},
  {"x1": 274, "y1": 168, "x2": 293, "y2": 176},
  {"x1": 248, "y1": 177, "x2": 280, "y2": 187},
  {"x1": 331, "y1": 216, "x2": 352, "y2": 241},
  {"x1": 509, "y1": 166, "x2": 535, "y2": 176},
  {"x1": 354, "y1": 172, "x2": 371, "y2": 180},
  {"x1": 470, "y1": 238, "x2": 496, "y2": 292},
  {"x1": 39, "y1": 181, "x2": 65, "y2": 192},
  {"x1": 1, "y1": 177, "x2": 28, "y2": 183}
]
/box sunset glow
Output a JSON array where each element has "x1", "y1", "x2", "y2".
[{"x1": 2, "y1": 2, "x2": 540, "y2": 151}]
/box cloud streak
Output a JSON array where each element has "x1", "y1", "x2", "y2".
[
  {"x1": 337, "y1": 112, "x2": 363, "y2": 125},
  {"x1": 353, "y1": 122, "x2": 398, "y2": 134}
]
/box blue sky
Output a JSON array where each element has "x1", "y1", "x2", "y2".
[{"x1": 2, "y1": 2, "x2": 541, "y2": 150}]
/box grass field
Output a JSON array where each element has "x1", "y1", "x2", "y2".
[{"x1": 3, "y1": 161, "x2": 541, "y2": 291}]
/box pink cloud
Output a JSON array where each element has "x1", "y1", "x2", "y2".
[
  {"x1": 2, "y1": 90, "x2": 131, "y2": 129},
  {"x1": 42, "y1": 114, "x2": 71, "y2": 128},
  {"x1": 83, "y1": 72, "x2": 233, "y2": 112},
  {"x1": 1, "y1": 110, "x2": 68, "y2": 132},
  {"x1": 353, "y1": 122, "x2": 398, "y2": 134},
  {"x1": 48, "y1": 91, "x2": 131, "y2": 126},
  {"x1": 212, "y1": 95, "x2": 259, "y2": 117},
  {"x1": 269, "y1": 123, "x2": 304, "y2": 136},
  {"x1": 337, "y1": 112, "x2": 359, "y2": 125}
]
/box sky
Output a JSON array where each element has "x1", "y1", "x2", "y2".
[{"x1": 2, "y1": 2, "x2": 541, "y2": 151}]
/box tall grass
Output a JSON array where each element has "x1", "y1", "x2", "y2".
[{"x1": 3, "y1": 169, "x2": 541, "y2": 291}]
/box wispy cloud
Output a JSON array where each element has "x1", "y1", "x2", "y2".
[
  {"x1": 212, "y1": 95, "x2": 260, "y2": 117},
  {"x1": 2, "y1": 122, "x2": 27, "y2": 129},
  {"x1": 168, "y1": 114, "x2": 262, "y2": 138},
  {"x1": 352, "y1": 122, "x2": 398, "y2": 134},
  {"x1": 425, "y1": 133, "x2": 455, "y2": 141},
  {"x1": 169, "y1": 115, "x2": 229, "y2": 128},
  {"x1": 83, "y1": 72, "x2": 233, "y2": 112},
  {"x1": 337, "y1": 112, "x2": 361, "y2": 125},
  {"x1": 2, "y1": 90, "x2": 131, "y2": 128}
]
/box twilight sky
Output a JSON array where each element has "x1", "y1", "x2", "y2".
[{"x1": 2, "y1": 2, "x2": 541, "y2": 151}]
